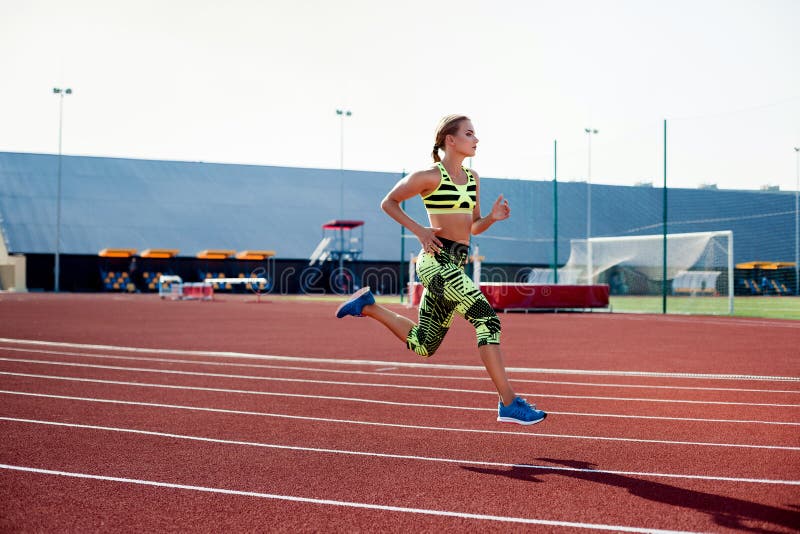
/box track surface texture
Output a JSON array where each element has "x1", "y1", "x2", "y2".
[{"x1": 1, "y1": 293, "x2": 798, "y2": 533}]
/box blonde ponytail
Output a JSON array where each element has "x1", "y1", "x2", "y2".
[{"x1": 432, "y1": 114, "x2": 469, "y2": 162}]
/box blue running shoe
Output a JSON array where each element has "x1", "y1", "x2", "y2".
[
  {"x1": 497, "y1": 397, "x2": 547, "y2": 425},
  {"x1": 335, "y1": 287, "x2": 375, "y2": 318}
]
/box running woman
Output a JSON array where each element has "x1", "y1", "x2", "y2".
[{"x1": 336, "y1": 114, "x2": 546, "y2": 425}]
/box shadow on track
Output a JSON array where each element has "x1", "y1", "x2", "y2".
[{"x1": 460, "y1": 458, "x2": 799, "y2": 532}]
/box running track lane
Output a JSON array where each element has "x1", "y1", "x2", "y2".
[
  {"x1": 2, "y1": 345, "x2": 799, "y2": 401},
  {"x1": 1, "y1": 294, "x2": 798, "y2": 376},
  {"x1": 1, "y1": 390, "x2": 798, "y2": 480},
  {"x1": 1, "y1": 373, "x2": 798, "y2": 451},
  {"x1": 0, "y1": 468, "x2": 703, "y2": 533},
  {"x1": 1, "y1": 351, "x2": 798, "y2": 414},
  {"x1": 1, "y1": 294, "x2": 798, "y2": 531},
  {"x1": 0, "y1": 358, "x2": 797, "y2": 448},
  {"x1": 2, "y1": 419, "x2": 799, "y2": 532},
  {"x1": 4, "y1": 335, "x2": 800, "y2": 386}
]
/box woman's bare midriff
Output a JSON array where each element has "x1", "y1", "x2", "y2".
[{"x1": 429, "y1": 212, "x2": 473, "y2": 244}]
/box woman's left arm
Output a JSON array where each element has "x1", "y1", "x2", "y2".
[{"x1": 471, "y1": 171, "x2": 510, "y2": 235}]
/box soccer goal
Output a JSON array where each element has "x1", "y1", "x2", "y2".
[{"x1": 528, "y1": 230, "x2": 734, "y2": 315}]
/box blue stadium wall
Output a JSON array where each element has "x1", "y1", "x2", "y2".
[{"x1": 0, "y1": 151, "x2": 796, "y2": 290}]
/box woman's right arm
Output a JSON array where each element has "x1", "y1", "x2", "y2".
[{"x1": 380, "y1": 170, "x2": 443, "y2": 250}]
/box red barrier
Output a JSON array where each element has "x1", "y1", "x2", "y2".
[
  {"x1": 408, "y1": 282, "x2": 609, "y2": 310},
  {"x1": 181, "y1": 283, "x2": 214, "y2": 300}
]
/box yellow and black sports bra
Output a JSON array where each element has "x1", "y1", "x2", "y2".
[{"x1": 422, "y1": 162, "x2": 477, "y2": 215}]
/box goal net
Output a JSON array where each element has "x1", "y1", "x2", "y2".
[{"x1": 527, "y1": 230, "x2": 734, "y2": 315}]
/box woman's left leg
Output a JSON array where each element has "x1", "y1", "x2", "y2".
[
  {"x1": 452, "y1": 276, "x2": 546, "y2": 423},
  {"x1": 478, "y1": 344, "x2": 516, "y2": 406},
  {"x1": 442, "y1": 267, "x2": 516, "y2": 403}
]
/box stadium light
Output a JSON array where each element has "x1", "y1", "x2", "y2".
[
  {"x1": 53, "y1": 87, "x2": 73, "y2": 292},
  {"x1": 795, "y1": 147, "x2": 799, "y2": 295},
  {"x1": 585, "y1": 127, "x2": 599, "y2": 284}
]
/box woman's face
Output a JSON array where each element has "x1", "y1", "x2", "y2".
[{"x1": 447, "y1": 120, "x2": 479, "y2": 157}]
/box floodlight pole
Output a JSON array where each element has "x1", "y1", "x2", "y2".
[
  {"x1": 336, "y1": 109, "x2": 352, "y2": 220},
  {"x1": 585, "y1": 128, "x2": 598, "y2": 285},
  {"x1": 553, "y1": 140, "x2": 559, "y2": 284},
  {"x1": 399, "y1": 170, "x2": 407, "y2": 302},
  {"x1": 53, "y1": 87, "x2": 72, "y2": 293},
  {"x1": 794, "y1": 147, "x2": 799, "y2": 296},
  {"x1": 336, "y1": 109, "x2": 352, "y2": 279},
  {"x1": 663, "y1": 119, "x2": 668, "y2": 314}
]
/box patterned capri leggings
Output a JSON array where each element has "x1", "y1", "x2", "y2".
[{"x1": 406, "y1": 238, "x2": 501, "y2": 357}]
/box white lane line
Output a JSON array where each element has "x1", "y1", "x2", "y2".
[
  {"x1": 4, "y1": 347, "x2": 799, "y2": 395},
  {"x1": 2, "y1": 358, "x2": 799, "y2": 408},
  {"x1": 2, "y1": 390, "x2": 798, "y2": 450},
  {"x1": 0, "y1": 464, "x2": 696, "y2": 533},
  {"x1": 3, "y1": 417, "x2": 797, "y2": 486},
  {"x1": 1, "y1": 337, "x2": 797, "y2": 382},
  {"x1": 3, "y1": 373, "x2": 799, "y2": 426}
]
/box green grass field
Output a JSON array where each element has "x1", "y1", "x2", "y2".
[
  {"x1": 609, "y1": 296, "x2": 800, "y2": 320},
  {"x1": 278, "y1": 293, "x2": 800, "y2": 320}
]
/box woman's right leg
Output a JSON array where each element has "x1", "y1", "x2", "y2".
[
  {"x1": 338, "y1": 252, "x2": 454, "y2": 357},
  {"x1": 361, "y1": 304, "x2": 415, "y2": 343},
  {"x1": 367, "y1": 250, "x2": 456, "y2": 356},
  {"x1": 404, "y1": 285, "x2": 456, "y2": 357},
  {"x1": 360, "y1": 293, "x2": 453, "y2": 356},
  {"x1": 359, "y1": 292, "x2": 454, "y2": 355}
]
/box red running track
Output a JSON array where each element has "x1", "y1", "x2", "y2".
[{"x1": 1, "y1": 293, "x2": 799, "y2": 532}]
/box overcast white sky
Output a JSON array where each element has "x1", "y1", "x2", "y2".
[{"x1": 1, "y1": 0, "x2": 798, "y2": 190}]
